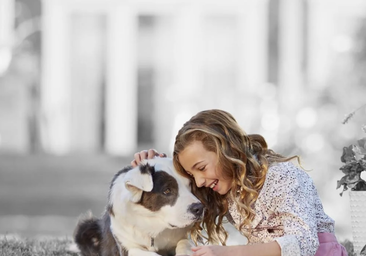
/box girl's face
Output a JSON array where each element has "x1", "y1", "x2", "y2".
[{"x1": 178, "y1": 140, "x2": 232, "y2": 195}]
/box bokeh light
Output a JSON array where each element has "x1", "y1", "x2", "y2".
[
  {"x1": 296, "y1": 107, "x2": 318, "y2": 129},
  {"x1": 302, "y1": 133, "x2": 325, "y2": 153}
]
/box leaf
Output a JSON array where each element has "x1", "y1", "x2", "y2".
[
  {"x1": 341, "y1": 146, "x2": 356, "y2": 163},
  {"x1": 336, "y1": 180, "x2": 342, "y2": 189},
  {"x1": 353, "y1": 145, "x2": 365, "y2": 161},
  {"x1": 360, "y1": 160, "x2": 366, "y2": 169},
  {"x1": 339, "y1": 184, "x2": 348, "y2": 197},
  {"x1": 357, "y1": 138, "x2": 366, "y2": 156},
  {"x1": 337, "y1": 173, "x2": 361, "y2": 189},
  {"x1": 340, "y1": 161, "x2": 365, "y2": 174}
]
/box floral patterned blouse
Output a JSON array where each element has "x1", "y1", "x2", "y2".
[{"x1": 227, "y1": 161, "x2": 335, "y2": 256}]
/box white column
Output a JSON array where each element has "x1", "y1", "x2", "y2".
[
  {"x1": 41, "y1": 0, "x2": 71, "y2": 154},
  {"x1": 239, "y1": 0, "x2": 268, "y2": 91},
  {"x1": 174, "y1": 5, "x2": 201, "y2": 96},
  {"x1": 105, "y1": 5, "x2": 138, "y2": 156},
  {"x1": 0, "y1": 0, "x2": 14, "y2": 75},
  {"x1": 307, "y1": 0, "x2": 335, "y2": 89},
  {"x1": 278, "y1": 0, "x2": 304, "y2": 106}
]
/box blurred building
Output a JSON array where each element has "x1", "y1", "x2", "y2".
[
  {"x1": 1, "y1": 0, "x2": 366, "y2": 157},
  {"x1": 2, "y1": 0, "x2": 366, "y2": 241},
  {"x1": 40, "y1": 0, "x2": 270, "y2": 156}
]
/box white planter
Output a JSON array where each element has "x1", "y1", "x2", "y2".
[{"x1": 349, "y1": 191, "x2": 366, "y2": 255}]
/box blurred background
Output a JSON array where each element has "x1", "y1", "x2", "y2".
[{"x1": 0, "y1": 0, "x2": 366, "y2": 243}]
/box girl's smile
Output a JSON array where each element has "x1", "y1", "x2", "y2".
[{"x1": 178, "y1": 141, "x2": 232, "y2": 195}]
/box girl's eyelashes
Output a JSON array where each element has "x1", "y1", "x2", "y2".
[{"x1": 198, "y1": 166, "x2": 206, "y2": 171}]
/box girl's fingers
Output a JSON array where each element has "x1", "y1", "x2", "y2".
[
  {"x1": 131, "y1": 153, "x2": 141, "y2": 167},
  {"x1": 132, "y1": 150, "x2": 147, "y2": 166},
  {"x1": 191, "y1": 246, "x2": 204, "y2": 255},
  {"x1": 130, "y1": 159, "x2": 138, "y2": 167},
  {"x1": 147, "y1": 149, "x2": 159, "y2": 159},
  {"x1": 191, "y1": 247, "x2": 200, "y2": 252},
  {"x1": 131, "y1": 149, "x2": 165, "y2": 167}
]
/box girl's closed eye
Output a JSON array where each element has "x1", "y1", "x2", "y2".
[{"x1": 198, "y1": 166, "x2": 206, "y2": 171}]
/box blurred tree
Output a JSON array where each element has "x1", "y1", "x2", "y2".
[{"x1": 0, "y1": 0, "x2": 42, "y2": 152}]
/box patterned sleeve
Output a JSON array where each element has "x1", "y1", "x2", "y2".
[{"x1": 267, "y1": 163, "x2": 320, "y2": 256}]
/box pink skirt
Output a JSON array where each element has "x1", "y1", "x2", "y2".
[{"x1": 314, "y1": 233, "x2": 348, "y2": 256}]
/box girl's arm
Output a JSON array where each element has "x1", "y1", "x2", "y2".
[{"x1": 191, "y1": 241, "x2": 281, "y2": 256}]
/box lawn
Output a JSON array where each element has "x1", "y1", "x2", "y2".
[
  {"x1": 0, "y1": 235, "x2": 77, "y2": 256},
  {"x1": 0, "y1": 153, "x2": 357, "y2": 255},
  {"x1": 0, "y1": 235, "x2": 357, "y2": 256}
]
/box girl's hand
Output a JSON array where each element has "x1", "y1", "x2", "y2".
[
  {"x1": 191, "y1": 245, "x2": 230, "y2": 256},
  {"x1": 131, "y1": 149, "x2": 167, "y2": 167}
]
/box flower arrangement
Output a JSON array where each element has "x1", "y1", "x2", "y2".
[{"x1": 337, "y1": 104, "x2": 366, "y2": 196}]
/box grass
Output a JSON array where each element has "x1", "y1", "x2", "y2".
[
  {"x1": 0, "y1": 235, "x2": 357, "y2": 256},
  {"x1": 0, "y1": 153, "x2": 358, "y2": 255},
  {"x1": 0, "y1": 235, "x2": 78, "y2": 256}
]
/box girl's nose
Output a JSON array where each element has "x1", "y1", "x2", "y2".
[{"x1": 194, "y1": 175, "x2": 205, "y2": 188}]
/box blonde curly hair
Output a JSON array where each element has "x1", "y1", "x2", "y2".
[{"x1": 173, "y1": 109, "x2": 298, "y2": 245}]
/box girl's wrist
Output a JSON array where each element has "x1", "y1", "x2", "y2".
[{"x1": 229, "y1": 245, "x2": 248, "y2": 256}]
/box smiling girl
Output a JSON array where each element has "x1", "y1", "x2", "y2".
[{"x1": 132, "y1": 109, "x2": 347, "y2": 256}]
